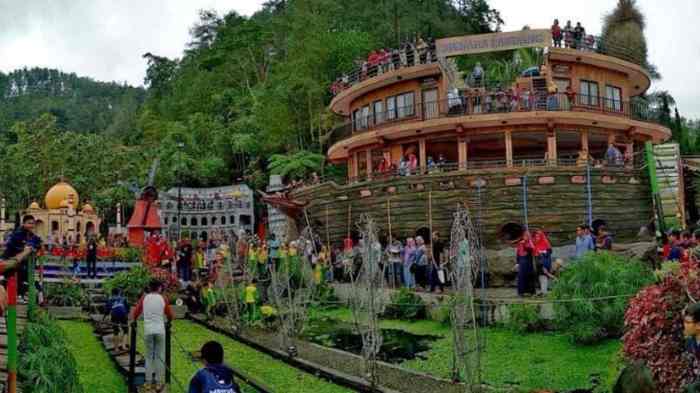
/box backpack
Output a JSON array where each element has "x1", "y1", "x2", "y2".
[
  {"x1": 110, "y1": 296, "x2": 128, "y2": 319},
  {"x1": 200, "y1": 368, "x2": 240, "y2": 393}
]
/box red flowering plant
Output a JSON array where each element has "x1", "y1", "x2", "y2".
[
  {"x1": 623, "y1": 259, "x2": 700, "y2": 392},
  {"x1": 149, "y1": 267, "x2": 181, "y2": 301}
]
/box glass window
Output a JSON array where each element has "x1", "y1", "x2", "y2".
[
  {"x1": 190, "y1": 217, "x2": 198, "y2": 226},
  {"x1": 352, "y1": 109, "x2": 360, "y2": 131},
  {"x1": 360, "y1": 106, "x2": 370, "y2": 129},
  {"x1": 373, "y1": 100, "x2": 384, "y2": 125},
  {"x1": 397, "y1": 92, "x2": 415, "y2": 118},
  {"x1": 606, "y1": 85, "x2": 622, "y2": 112},
  {"x1": 221, "y1": 216, "x2": 226, "y2": 225},
  {"x1": 579, "y1": 80, "x2": 599, "y2": 106},
  {"x1": 386, "y1": 96, "x2": 397, "y2": 120}
]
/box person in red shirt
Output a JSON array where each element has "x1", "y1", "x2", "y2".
[
  {"x1": 515, "y1": 231, "x2": 536, "y2": 297},
  {"x1": 551, "y1": 19, "x2": 562, "y2": 47},
  {"x1": 145, "y1": 231, "x2": 171, "y2": 268},
  {"x1": 533, "y1": 230, "x2": 555, "y2": 295}
]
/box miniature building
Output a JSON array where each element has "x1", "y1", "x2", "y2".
[
  {"x1": 22, "y1": 181, "x2": 101, "y2": 244},
  {"x1": 127, "y1": 186, "x2": 163, "y2": 247},
  {"x1": 292, "y1": 28, "x2": 672, "y2": 251},
  {"x1": 158, "y1": 185, "x2": 254, "y2": 241}
]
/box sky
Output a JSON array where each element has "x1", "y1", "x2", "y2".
[{"x1": 1, "y1": 0, "x2": 698, "y2": 117}]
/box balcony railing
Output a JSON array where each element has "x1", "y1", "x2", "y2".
[
  {"x1": 327, "y1": 93, "x2": 661, "y2": 147},
  {"x1": 330, "y1": 33, "x2": 649, "y2": 96}
]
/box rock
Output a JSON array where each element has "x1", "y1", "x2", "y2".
[{"x1": 612, "y1": 241, "x2": 658, "y2": 264}]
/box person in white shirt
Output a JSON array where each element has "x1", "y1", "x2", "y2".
[{"x1": 131, "y1": 280, "x2": 175, "y2": 391}]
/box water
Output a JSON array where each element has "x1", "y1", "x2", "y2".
[{"x1": 303, "y1": 317, "x2": 440, "y2": 363}]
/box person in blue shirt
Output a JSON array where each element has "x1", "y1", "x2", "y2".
[
  {"x1": 667, "y1": 230, "x2": 684, "y2": 261},
  {"x1": 189, "y1": 341, "x2": 240, "y2": 393},
  {"x1": 574, "y1": 225, "x2": 595, "y2": 258},
  {"x1": 3, "y1": 216, "x2": 41, "y2": 300}
]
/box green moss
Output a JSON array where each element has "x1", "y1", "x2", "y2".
[{"x1": 58, "y1": 320, "x2": 127, "y2": 393}]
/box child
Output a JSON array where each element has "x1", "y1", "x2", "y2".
[
  {"x1": 188, "y1": 341, "x2": 241, "y2": 393},
  {"x1": 245, "y1": 280, "x2": 258, "y2": 322},
  {"x1": 106, "y1": 288, "x2": 129, "y2": 352},
  {"x1": 202, "y1": 281, "x2": 217, "y2": 319}
]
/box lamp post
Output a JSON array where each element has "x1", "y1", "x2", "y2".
[{"x1": 176, "y1": 142, "x2": 185, "y2": 241}]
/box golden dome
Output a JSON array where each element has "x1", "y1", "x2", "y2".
[
  {"x1": 45, "y1": 182, "x2": 79, "y2": 210},
  {"x1": 28, "y1": 201, "x2": 40, "y2": 210},
  {"x1": 82, "y1": 203, "x2": 94, "y2": 213},
  {"x1": 60, "y1": 199, "x2": 70, "y2": 208}
]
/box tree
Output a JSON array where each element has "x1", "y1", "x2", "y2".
[{"x1": 601, "y1": 0, "x2": 659, "y2": 78}]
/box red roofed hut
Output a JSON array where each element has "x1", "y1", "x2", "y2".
[{"x1": 127, "y1": 186, "x2": 163, "y2": 247}]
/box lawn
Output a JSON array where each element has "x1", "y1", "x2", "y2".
[
  {"x1": 138, "y1": 320, "x2": 352, "y2": 393},
  {"x1": 58, "y1": 320, "x2": 128, "y2": 393},
  {"x1": 312, "y1": 307, "x2": 621, "y2": 392}
]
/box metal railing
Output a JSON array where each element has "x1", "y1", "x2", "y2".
[
  {"x1": 328, "y1": 93, "x2": 661, "y2": 147},
  {"x1": 330, "y1": 32, "x2": 650, "y2": 96},
  {"x1": 293, "y1": 157, "x2": 641, "y2": 190}
]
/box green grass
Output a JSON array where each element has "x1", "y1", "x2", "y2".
[
  {"x1": 58, "y1": 320, "x2": 128, "y2": 393},
  {"x1": 311, "y1": 307, "x2": 621, "y2": 391},
  {"x1": 137, "y1": 320, "x2": 352, "y2": 393}
]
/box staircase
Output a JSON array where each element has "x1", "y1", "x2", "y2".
[
  {"x1": 652, "y1": 143, "x2": 685, "y2": 229},
  {"x1": 437, "y1": 57, "x2": 465, "y2": 92},
  {"x1": 532, "y1": 77, "x2": 548, "y2": 110}
]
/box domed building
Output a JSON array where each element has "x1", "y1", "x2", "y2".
[{"x1": 23, "y1": 181, "x2": 101, "y2": 244}]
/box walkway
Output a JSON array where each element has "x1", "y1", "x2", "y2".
[{"x1": 0, "y1": 305, "x2": 27, "y2": 392}]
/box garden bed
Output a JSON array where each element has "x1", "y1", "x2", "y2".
[{"x1": 45, "y1": 306, "x2": 83, "y2": 319}]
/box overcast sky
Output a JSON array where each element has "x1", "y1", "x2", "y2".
[{"x1": 1, "y1": 0, "x2": 698, "y2": 117}]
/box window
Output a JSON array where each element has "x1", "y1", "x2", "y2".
[
  {"x1": 212, "y1": 216, "x2": 218, "y2": 225},
  {"x1": 181, "y1": 217, "x2": 187, "y2": 226},
  {"x1": 579, "y1": 80, "x2": 599, "y2": 106},
  {"x1": 386, "y1": 96, "x2": 397, "y2": 120},
  {"x1": 605, "y1": 85, "x2": 622, "y2": 112},
  {"x1": 373, "y1": 100, "x2": 384, "y2": 125},
  {"x1": 396, "y1": 92, "x2": 415, "y2": 118},
  {"x1": 360, "y1": 105, "x2": 370, "y2": 129},
  {"x1": 164, "y1": 217, "x2": 169, "y2": 225},
  {"x1": 352, "y1": 109, "x2": 360, "y2": 131},
  {"x1": 230, "y1": 215, "x2": 235, "y2": 225},
  {"x1": 221, "y1": 216, "x2": 226, "y2": 225},
  {"x1": 201, "y1": 217, "x2": 208, "y2": 226},
  {"x1": 190, "y1": 217, "x2": 198, "y2": 226},
  {"x1": 240, "y1": 215, "x2": 252, "y2": 226}
]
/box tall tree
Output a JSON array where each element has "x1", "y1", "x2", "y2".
[{"x1": 601, "y1": 0, "x2": 659, "y2": 78}]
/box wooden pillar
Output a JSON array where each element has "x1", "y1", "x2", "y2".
[
  {"x1": 419, "y1": 138, "x2": 427, "y2": 173},
  {"x1": 547, "y1": 130, "x2": 557, "y2": 166},
  {"x1": 608, "y1": 132, "x2": 616, "y2": 146},
  {"x1": 458, "y1": 137, "x2": 468, "y2": 170},
  {"x1": 365, "y1": 149, "x2": 373, "y2": 180},
  {"x1": 581, "y1": 130, "x2": 589, "y2": 156},
  {"x1": 351, "y1": 152, "x2": 359, "y2": 182},
  {"x1": 505, "y1": 130, "x2": 513, "y2": 168}
]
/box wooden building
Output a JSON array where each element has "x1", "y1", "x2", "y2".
[{"x1": 293, "y1": 29, "x2": 671, "y2": 248}]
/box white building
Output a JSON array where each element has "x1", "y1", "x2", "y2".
[{"x1": 159, "y1": 184, "x2": 254, "y2": 241}]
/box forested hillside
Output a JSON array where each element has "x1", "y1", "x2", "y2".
[
  {"x1": 0, "y1": 0, "x2": 502, "y2": 217},
  {"x1": 0, "y1": 68, "x2": 144, "y2": 136}
]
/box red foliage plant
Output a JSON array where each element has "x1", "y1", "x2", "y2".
[
  {"x1": 623, "y1": 260, "x2": 700, "y2": 392},
  {"x1": 149, "y1": 267, "x2": 180, "y2": 298}
]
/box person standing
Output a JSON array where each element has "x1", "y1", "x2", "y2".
[
  {"x1": 515, "y1": 231, "x2": 535, "y2": 297},
  {"x1": 574, "y1": 225, "x2": 595, "y2": 258},
  {"x1": 402, "y1": 238, "x2": 417, "y2": 289},
  {"x1": 177, "y1": 238, "x2": 194, "y2": 283},
  {"x1": 429, "y1": 232, "x2": 445, "y2": 293},
  {"x1": 131, "y1": 280, "x2": 175, "y2": 391},
  {"x1": 596, "y1": 226, "x2": 613, "y2": 251},
  {"x1": 414, "y1": 236, "x2": 429, "y2": 290},
  {"x1": 2, "y1": 216, "x2": 41, "y2": 301},
  {"x1": 188, "y1": 341, "x2": 241, "y2": 393},
  {"x1": 533, "y1": 230, "x2": 554, "y2": 295},
  {"x1": 563, "y1": 20, "x2": 574, "y2": 48},
  {"x1": 106, "y1": 288, "x2": 129, "y2": 352},
  {"x1": 86, "y1": 236, "x2": 98, "y2": 279},
  {"x1": 551, "y1": 19, "x2": 562, "y2": 47}
]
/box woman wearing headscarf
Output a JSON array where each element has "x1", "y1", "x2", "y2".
[
  {"x1": 414, "y1": 236, "x2": 429, "y2": 290},
  {"x1": 533, "y1": 230, "x2": 554, "y2": 295},
  {"x1": 515, "y1": 231, "x2": 535, "y2": 297},
  {"x1": 402, "y1": 238, "x2": 417, "y2": 289}
]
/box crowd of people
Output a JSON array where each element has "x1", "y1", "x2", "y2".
[
  {"x1": 551, "y1": 19, "x2": 594, "y2": 51},
  {"x1": 330, "y1": 35, "x2": 437, "y2": 95}
]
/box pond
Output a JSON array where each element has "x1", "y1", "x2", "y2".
[{"x1": 303, "y1": 317, "x2": 440, "y2": 363}]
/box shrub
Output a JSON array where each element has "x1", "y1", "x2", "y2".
[
  {"x1": 552, "y1": 252, "x2": 654, "y2": 344},
  {"x1": 103, "y1": 264, "x2": 151, "y2": 303},
  {"x1": 505, "y1": 303, "x2": 547, "y2": 333},
  {"x1": 383, "y1": 288, "x2": 426, "y2": 320},
  {"x1": 20, "y1": 312, "x2": 83, "y2": 393},
  {"x1": 623, "y1": 260, "x2": 700, "y2": 392},
  {"x1": 45, "y1": 280, "x2": 86, "y2": 307}
]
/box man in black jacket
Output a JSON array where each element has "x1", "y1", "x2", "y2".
[{"x1": 2, "y1": 216, "x2": 41, "y2": 300}]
